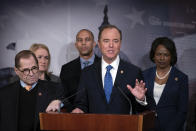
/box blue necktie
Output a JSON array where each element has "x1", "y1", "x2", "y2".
[{"x1": 104, "y1": 65, "x2": 113, "y2": 103}]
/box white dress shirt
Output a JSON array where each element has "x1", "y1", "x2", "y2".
[
  {"x1": 154, "y1": 82, "x2": 165, "y2": 104},
  {"x1": 101, "y1": 55, "x2": 120, "y2": 87}
]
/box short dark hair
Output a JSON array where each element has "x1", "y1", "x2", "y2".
[
  {"x1": 98, "y1": 24, "x2": 122, "y2": 41},
  {"x1": 76, "y1": 29, "x2": 94, "y2": 41},
  {"x1": 15, "y1": 50, "x2": 38, "y2": 68},
  {"x1": 149, "y1": 37, "x2": 177, "y2": 66}
]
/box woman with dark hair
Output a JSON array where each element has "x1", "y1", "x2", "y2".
[{"x1": 143, "y1": 37, "x2": 189, "y2": 131}]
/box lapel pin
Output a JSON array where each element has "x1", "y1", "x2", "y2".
[
  {"x1": 38, "y1": 92, "x2": 42, "y2": 96},
  {"x1": 120, "y1": 70, "x2": 124, "y2": 74},
  {"x1": 175, "y1": 77, "x2": 178, "y2": 81}
]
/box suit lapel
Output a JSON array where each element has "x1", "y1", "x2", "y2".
[
  {"x1": 157, "y1": 67, "x2": 175, "y2": 107},
  {"x1": 113, "y1": 60, "x2": 126, "y2": 86},
  {"x1": 35, "y1": 82, "x2": 41, "y2": 113},
  {"x1": 35, "y1": 81, "x2": 47, "y2": 114},
  {"x1": 110, "y1": 60, "x2": 128, "y2": 103},
  {"x1": 145, "y1": 67, "x2": 157, "y2": 108},
  {"x1": 34, "y1": 81, "x2": 46, "y2": 130},
  {"x1": 94, "y1": 60, "x2": 109, "y2": 104},
  {"x1": 149, "y1": 67, "x2": 156, "y2": 102}
]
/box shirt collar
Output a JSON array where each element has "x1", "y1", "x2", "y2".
[
  {"x1": 102, "y1": 55, "x2": 120, "y2": 70},
  {"x1": 80, "y1": 54, "x2": 95, "y2": 69},
  {"x1": 80, "y1": 54, "x2": 95, "y2": 63},
  {"x1": 20, "y1": 80, "x2": 37, "y2": 90}
]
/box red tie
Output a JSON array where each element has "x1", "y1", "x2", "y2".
[{"x1": 25, "y1": 86, "x2": 32, "y2": 91}]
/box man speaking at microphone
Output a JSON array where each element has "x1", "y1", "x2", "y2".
[{"x1": 71, "y1": 25, "x2": 147, "y2": 114}]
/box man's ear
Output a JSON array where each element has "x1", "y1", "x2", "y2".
[{"x1": 14, "y1": 67, "x2": 19, "y2": 76}]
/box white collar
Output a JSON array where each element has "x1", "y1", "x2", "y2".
[{"x1": 101, "y1": 55, "x2": 120, "y2": 70}]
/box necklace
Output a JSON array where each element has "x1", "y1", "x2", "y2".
[{"x1": 156, "y1": 67, "x2": 172, "y2": 80}]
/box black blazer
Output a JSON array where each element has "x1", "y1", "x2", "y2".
[
  {"x1": 60, "y1": 55, "x2": 100, "y2": 108},
  {"x1": 74, "y1": 59, "x2": 146, "y2": 114},
  {"x1": 143, "y1": 66, "x2": 189, "y2": 131},
  {"x1": 0, "y1": 80, "x2": 63, "y2": 131}
]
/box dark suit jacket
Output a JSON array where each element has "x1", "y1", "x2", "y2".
[
  {"x1": 143, "y1": 66, "x2": 189, "y2": 131},
  {"x1": 0, "y1": 80, "x2": 63, "y2": 131},
  {"x1": 60, "y1": 55, "x2": 100, "y2": 110},
  {"x1": 74, "y1": 59, "x2": 146, "y2": 114}
]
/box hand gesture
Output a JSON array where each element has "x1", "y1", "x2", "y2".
[{"x1": 127, "y1": 79, "x2": 147, "y2": 101}]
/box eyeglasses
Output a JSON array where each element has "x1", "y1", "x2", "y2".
[{"x1": 18, "y1": 66, "x2": 39, "y2": 75}]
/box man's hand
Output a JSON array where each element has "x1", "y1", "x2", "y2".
[
  {"x1": 71, "y1": 108, "x2": 84, "y2": 113},
  {"x1": 127, "y1": 79, "x2": 147, "y2": 101},
  {"x1": 46, "y1": 100, "x2": 61, "y2": 113}
]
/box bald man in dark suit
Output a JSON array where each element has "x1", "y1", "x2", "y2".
[{"x1": 60, "y1": 29, "x2": 100, "y2": 112}]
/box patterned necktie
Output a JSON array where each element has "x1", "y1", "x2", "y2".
[
  {"x1": 83, "y1": 61, "x2": 90, "y2": 68},
  {"x1": 104, "y1": 65, "x2": 113, "y2": 103},
  {"x1": 25, "y1": 85, "x2": 32, "y2": 91}
]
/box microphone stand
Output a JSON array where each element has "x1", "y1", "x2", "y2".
[{"x1": 115, "y1": 85, "x2": 132, "y2": 115}]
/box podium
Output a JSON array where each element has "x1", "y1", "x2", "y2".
[{"x1": 39, "y1": 111, "x2": 155, "y2": 131}]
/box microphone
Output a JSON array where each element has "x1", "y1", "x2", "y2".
[
  {"x1": 115, "y1": 84, "x2": 132, "y2": 114},
  {"x1": 115, "y1": 69, "x2": 144, "y2": 115},
  {"x1": 115, "y1": 70, "x2": 133, "y2": 114},
  {"x1": 61, "y1": 88, "x2": 85, "y2": 106}
]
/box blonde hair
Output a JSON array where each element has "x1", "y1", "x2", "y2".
[{"x1": 29, "y1": 43, "x2": 51, "y2": 73}]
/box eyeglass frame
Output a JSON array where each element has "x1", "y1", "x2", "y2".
[{"x1": 17, "y1": 66, "x2": 39, "y2": 75}]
